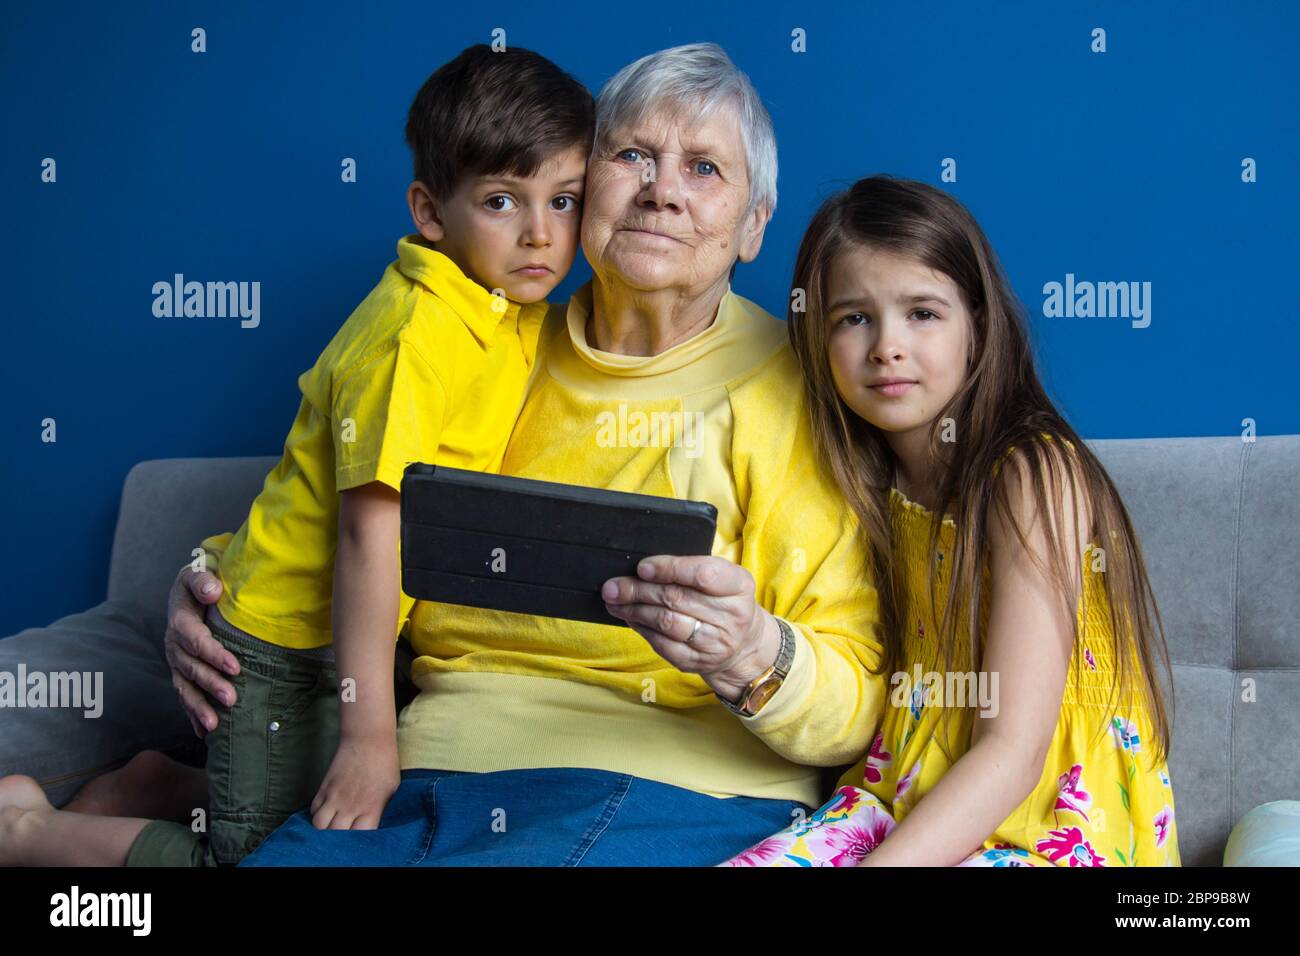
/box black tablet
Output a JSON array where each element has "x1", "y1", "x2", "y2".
[{"x1": 400, "y1": 464, "x2": 719, "y2": 626}]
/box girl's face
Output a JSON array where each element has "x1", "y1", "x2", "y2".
[{"x1": 825, "y1": 244, "x2": 973, "y2": 440}]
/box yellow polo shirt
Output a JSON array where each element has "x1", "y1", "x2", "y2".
[{"x1": 199, "y1": 235, "x2": 547, "y2": 649}]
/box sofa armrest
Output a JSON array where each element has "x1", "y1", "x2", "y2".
[{"x1": 106, "y1": 456, "x2": 279, "y2": 621}]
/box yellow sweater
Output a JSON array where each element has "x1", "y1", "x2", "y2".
[{"x1": 396, "y1": 282, "x2": 886, "y2": 805}]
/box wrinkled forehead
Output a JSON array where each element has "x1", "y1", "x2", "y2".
[{"x1": 600, "y1": 96, "x2": 744, "y2": 158}]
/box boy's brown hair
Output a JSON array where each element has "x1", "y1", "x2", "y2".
[{"x1": 405, "y1": 44, "x2": 595, "y2": 202}]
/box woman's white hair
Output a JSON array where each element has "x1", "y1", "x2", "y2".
[{"x1": 595, "y1": 42, "x2": 777, "y2": 218}]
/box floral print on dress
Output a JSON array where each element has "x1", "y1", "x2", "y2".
[
  {"x1": 802, "y1": 806, "x2": 893, "y2": 865},
  {"x1": 810, "y1": 785, "x2": 861, "y2": 822},
  {"x1": 959, "y1": 844, "x2": 1040, "y2": 867},
  {"x1": 908, "y1": 683, "x2": 925, "y2": 722},
  {"x1": 1054, "y1": 764, "x2": 1093, "y2": 821},
  {"x1": 896, "y1": 759, "x2": 922, "y2": 800},
  {"x1": 1084, "y1": 647, "x2": 1098, "y2": 671},
  {"x1": 863, "y1": 731, "x2": 892, "y2": 785},
  {"x1": 724, "y1": 836, "x2": 793, "y2": 867},
  {"x1": 1035, "y1": 826, "x2": 1107, "y2": 867},
  {"x1": 1154, "y1": 805, "x2": 1174, "y2": 848},
  {"x1": 719, "y1": 786, "x2": 895, "y2": 868},
  {"x1": 1111, "y1": 716, "x2": 1142, "y2": 754}
]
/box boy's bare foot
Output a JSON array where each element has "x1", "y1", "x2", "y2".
[
  {"x1": 64, "y1": 750, "x2": 208, "y2": 822},
  {"x1": 1, "y1": 773, "x2": 154, "y2": 867},
  {"x1": 0, "y1": 775, "x2": 54, "y2": 866}
]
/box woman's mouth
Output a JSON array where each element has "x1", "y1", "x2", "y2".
[{"x1": 622, "y1": 228, "x2": 681, "y2": 244}]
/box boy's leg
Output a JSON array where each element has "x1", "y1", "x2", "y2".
[
  {"x1": 0, "y1": 601, "x2": 194, "y2": 808},
  {"x1": 0, "y1": 775, "x2": 150, "y2": 866},
  {"x1": 62, "y1": 632, "x2": 407, "y2": 822},
  {"x1": 130, "y1": 610, "x2": 341, "y2": 866},
  {"x1": 64, "y1": 750, "x2": 209, "y2": 822}
]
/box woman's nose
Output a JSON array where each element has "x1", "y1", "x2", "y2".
[{"x1": 638, "y1": 159, "x2": 683, "y2": 211}]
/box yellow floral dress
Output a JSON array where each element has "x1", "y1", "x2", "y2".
[{"x1": 723, "y1": 483, "x2": 1180, "y2": 867}]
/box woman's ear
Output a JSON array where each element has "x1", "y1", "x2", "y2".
[
  {"x1": 407, "y1": 181, "x2": 446, "y2": 243},
  {"x1": 736, "y1": 200, "x2": 773, "y2": 264}
]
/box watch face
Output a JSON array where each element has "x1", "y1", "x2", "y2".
[{"x1": 747, "y1": 677, "x2": 782, "y2": 714}]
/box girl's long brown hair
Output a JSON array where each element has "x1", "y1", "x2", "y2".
[{"x1": 787, "y1": 175, "x2": 1173, "y2": 765}]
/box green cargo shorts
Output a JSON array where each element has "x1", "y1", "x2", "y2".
[{"x1": 126, "y1": 607, "x2": 340, "y2": 866}]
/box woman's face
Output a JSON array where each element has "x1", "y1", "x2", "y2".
[
  {"x1": 825, "y1": 244, "x2": 973, "y2": 439},
  {"x1": 581, "y1": 104, "x2": 768, "y2": 298}
]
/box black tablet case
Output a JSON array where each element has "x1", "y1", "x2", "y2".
[{"x1": 400, "y1": 464, "x2": 719, "y2": 626}]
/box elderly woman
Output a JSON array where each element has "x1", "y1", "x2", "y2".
[{"x1": 166, "y1": 43, "x2": 885, "y2": 865}]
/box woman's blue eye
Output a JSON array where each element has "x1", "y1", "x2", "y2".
[
  {"x1": 694, "y1": 160, "x2": 716, "y2": 176},
  {"x1": 617, "y1": 148, "x2": 643, "y2": 164},
  {"x1": 485, "y1": 194, "x2": 517, "y2": 212}
]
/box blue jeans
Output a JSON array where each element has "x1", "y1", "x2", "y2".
[{"x1": 240, "y1": 767, "x2": 810, "y2": 866}]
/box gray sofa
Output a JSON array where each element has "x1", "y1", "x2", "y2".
[{"x1": 5, "y1": 436, "x2": 1298, "y2": 865}]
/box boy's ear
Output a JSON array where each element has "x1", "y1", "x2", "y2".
[
  {"x1": 736, "y1": 200, "x2": 772, "y2": 264},
  {"x1": 407, "y1": 181, "x2": 446, "y2": 243}
]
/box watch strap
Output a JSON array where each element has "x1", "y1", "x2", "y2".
[{"x1": 718, "y1": 616, "x2": 796, "y2": 716}]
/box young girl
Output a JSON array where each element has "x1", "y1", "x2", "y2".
[{"x1": 723, "y1": 175, "x2": 1178, "y2": 867}]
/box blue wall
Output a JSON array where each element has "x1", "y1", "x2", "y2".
[{"x1": 4, "y1": 0, "x2": 1296, "y2": 636}]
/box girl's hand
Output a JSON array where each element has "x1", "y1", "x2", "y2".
[
  {"x1": 309, "y1": 732, "x2": 400, "y2": 830},
  {"x1": 601, "y1": 555, "x2": 783, "y2": 704}
]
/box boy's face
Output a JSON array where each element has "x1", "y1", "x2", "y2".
[{"x1": 409, "y1": 144, "x2": 589, "y2": 303}]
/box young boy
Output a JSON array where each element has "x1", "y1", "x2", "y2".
[{"x1": 0, "y1": 44, "x2": 593, "y2": 866}]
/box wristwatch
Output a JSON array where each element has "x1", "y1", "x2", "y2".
[{"x1": 718, "y1": 616, "x2": 796, "y2": 717}]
